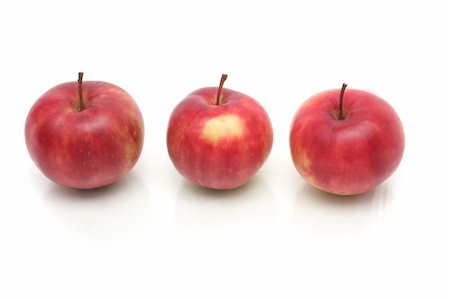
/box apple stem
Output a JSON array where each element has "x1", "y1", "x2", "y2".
[
  {"x1": 339, "y1": 83, "x2": 348, "y2": 120},
  {"x1": 78, "y1": 72, "x2": 85, "y2": 112},
  {"x1": 215, "y1": 74, "x2": 228, "y2": 105}
]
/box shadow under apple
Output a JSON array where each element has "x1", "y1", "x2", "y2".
[
  {"x1": 175, "y1": 175, "x2": 275, "y2": 231},
  {"x1": 292, "y1": 181, "x2": 392, "y2": 236},
  {"x1": 42, "y1": 171, "x2": 151, "y2": 241}
]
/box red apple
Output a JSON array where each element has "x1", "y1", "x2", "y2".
[
  {"x1": 25, "y1": 73, "x2": 144, "y2": 189},
  {"x1": 167, "y1": 74, "x2": 273, "y2": 190},
  {"x1": 290, "y1": 84, "x2": 404, "y2": 195}
]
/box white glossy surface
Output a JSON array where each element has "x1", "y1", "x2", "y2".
[{"x1": 0, "y1": 0, "x2": 448, "y2": 298}]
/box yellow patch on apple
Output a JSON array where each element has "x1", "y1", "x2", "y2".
[
  {"x1": 201, "y1": 114, "x2": 244, "y2": 144},
  {"x1": 301, "y1": 172, "x2": 321, "y2": 190},
  {"x1": 300, "y1": 151, "x2": 311, "y2": 170}
]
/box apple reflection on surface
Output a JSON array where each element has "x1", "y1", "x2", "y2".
[
  {"x1": 293, "y1": 181, "x2": 392, "y2": 235},
  {"x1": 42, "y1": 172, "x2": 151, "y2": 240},
  {"x1": 175, "y1": 176, "x2": 275, "y2": 231}
]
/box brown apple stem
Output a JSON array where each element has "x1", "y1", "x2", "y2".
[
  {"x1": 339, "y1": 83, "x2": 348, "y2": 120},
  {"x1": 78, "y1": 72, "x2": 85, "y2": 111},
  {"x1": 215, "y1": 74, "x2": 228, "y2": 105}
]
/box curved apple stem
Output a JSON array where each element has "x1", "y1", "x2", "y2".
[
  {"x1": 339, "y1": 83, "x2": 348, "y2": 120},
  {"x1": 78, "y1": 72, "x2": 85, "y2": 111},
  {"x1": 216, "y1": 74, "x2": 228, "y2": 105}
]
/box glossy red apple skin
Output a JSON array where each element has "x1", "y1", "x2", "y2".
[
  {"x1": 290, "y1": 88, "x2": 404, "y2": 195},
  {"x1": 167, "y1": 87, "x2": 273, "y2": 190},
  {"x1": 25, "y1": 81, "x2": 144, "y2": 189}
]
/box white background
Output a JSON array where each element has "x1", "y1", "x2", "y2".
[{"x1": 0, "y1": 0, "x2": 449, "y2": 298}]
